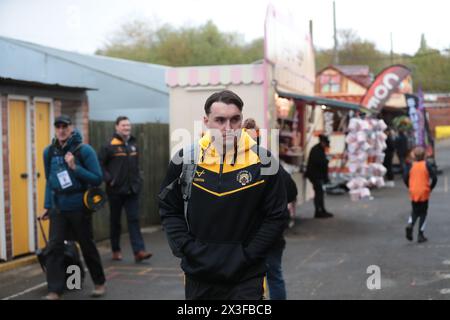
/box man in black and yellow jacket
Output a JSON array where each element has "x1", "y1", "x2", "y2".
[
  {"x1": 159, "y1": 90, "x2": 288, "y2": 300},
  {"x1": 98, "y1": 116, "x2": 152, "y2": 263}
]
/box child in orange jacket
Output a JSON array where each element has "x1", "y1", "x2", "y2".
[{"x1": 403, "y1": 147, "x2": 438, "y2": 243}]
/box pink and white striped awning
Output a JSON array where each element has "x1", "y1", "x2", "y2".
[{"x1": 166, "y1": 64, "x2": 264, "y2": 88}]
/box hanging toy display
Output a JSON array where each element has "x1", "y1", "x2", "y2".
[{"x1": 345, "y1": 115, "x2": 388, "y2": 201}]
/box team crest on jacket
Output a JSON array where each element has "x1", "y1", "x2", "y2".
[
  {"x1": 195, "y1": 170, "x2": 205, "y2": 177},
  {"x1": 131, "y1": 146, "x2": 136, "y2": 152},
  {"x1": 237, "y1": 170, "x2": 252, "y2": 186}
]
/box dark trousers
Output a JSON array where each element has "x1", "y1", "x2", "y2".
[
  {"x1": 398, "y1": 155, "x2": 407, "y2": 173},
  {"x1": 108, "y1": 193, "x2": 146, "y2": 254},
  {"x1": 46, "y1": 210, "x2": 105, "y2": 294},
  {"x1": 185, "y1": 276, "x2": 264, "y2": 300},
  {"x1": 266, "y1": 246, "x2": 286, "y2": 300},
  {"x1": 310, "y1": 178, "x2": 325, "y2": 212},
  {"x1": 384, "y1": 153, "x2": 394, "y2": 181},
  {"x1": 408, "y1": 201, "x2": 429, "y2": 233}
]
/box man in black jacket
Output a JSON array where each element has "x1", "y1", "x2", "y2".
[
  {"x1": 305, "y1": 134, "x2": 333, "y2": 218},
  {"x1": 98, "y1": 116, "x2": 152, "y2": 262},
  {"x1": 395, "y1": 129, "x2": 409, "y2": 173},
  {"x1": 159, "y1": 90, "x2": 288, "y2": 300},
  {"x1": 383, "y1": 129, "x2": 395, "y2": 187}
]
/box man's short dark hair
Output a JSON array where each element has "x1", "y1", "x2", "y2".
[
  {"x1": 243, "y1": 118, "x2": 257, "y2": 130},
  {"x1": 115, "y1": 116, "x2": 129, "y2": 125},
  {"x1": 204, "y1": 90, "x2": 244, "y2": 115}
]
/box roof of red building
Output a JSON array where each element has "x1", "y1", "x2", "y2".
[{"x1": 318, "y1": 65, "x2": 372, "y2": 88}]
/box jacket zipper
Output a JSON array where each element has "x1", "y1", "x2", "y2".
[
  {"x1": 125, "y1": 142, "x2": 131, "y2": 192},
  {"x1": 218, "y1": 154, "x2": 225, "y2": 192}
]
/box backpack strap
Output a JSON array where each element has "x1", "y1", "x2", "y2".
[
  {"x1": 71, "y1": 143, "x2": 85, "y2": 167},
  {"x1": 45, "y1": 143, "x2": 85, "y2": 175},
  {"x1": 44, "y1": 144, "x2": 55, "y2": 180},
  {"x1": 179, "y1": 143, "x2": 199, "y2": 232}
]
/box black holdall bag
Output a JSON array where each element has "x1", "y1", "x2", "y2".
[{"x1": 36, "y1": 214, "x2": 85, "y2": 287}]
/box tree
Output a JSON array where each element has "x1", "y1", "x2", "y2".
[
  {"x1": 96, "y1": 20, "x2": 154, "y2": 63},
  {"x1": 418, "y1": 33, "x2": 428, "y2": 54},
  {"x1": 316, "y1": 29, "x2": 390, "y2": 74},
  {"x1": 96, "y1": 20, "x2": 263, "y2": 66}
]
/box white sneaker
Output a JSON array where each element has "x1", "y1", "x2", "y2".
[
  {"x1": 288, "y1": 219, "x2": 295, "y2": 228},
  {"x1": 385, "y1": 181, "x2": 395, "y2": 188},
  {"x1": 91, "y1": 284, "x2": 106, "y2": 298}
]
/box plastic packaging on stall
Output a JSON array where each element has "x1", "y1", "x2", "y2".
[{"x1": 345, "y1": 117, "x2": 388, "y2": 201}]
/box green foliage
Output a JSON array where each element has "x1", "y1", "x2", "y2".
[
  {"x1": 392, "y1": 115, "x2": 413, "y2": 132},
  {"x1": 96, "y1": 20, "x2": 263, "y2": 66}
]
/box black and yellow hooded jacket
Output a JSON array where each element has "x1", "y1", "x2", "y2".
[
  {"x1": 159, "y1": 129, "x2": 288, "y2": 284},
  {"x1": 98, "y1": 133, "x2": 143, "y2": 195}
]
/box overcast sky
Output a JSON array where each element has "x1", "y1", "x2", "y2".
[{"x1": 0, "y1": 0, "x2": 449, "y2": 56}]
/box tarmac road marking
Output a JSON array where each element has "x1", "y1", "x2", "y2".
[
  {"x1": 298, "y1": 249, "x2": 321, "y2": 269},
  {"x1": 1, "y1": 282, "x2": 47, "y2": 300},
  {"x1": 445, "y1": 176, "x2": 448, "y2": 193},
  {"x1": 105, "y1": 271, "x2": 121, "y2": 281},
  {"x1": 440, "y1": 288, "x2": 450, "y2": 294},
  {"x1": 310, "y1": 282, "x2": 323, "y2": 296},
  {"x1": 438, "y1": 273, "x2": 450, "y2": 280},
  {"x1": 442, "y1": 260, "x2": 450, "y2": 265},
  {"x1": 137, "y1": 268, "x2": 153, "y2": 275}
]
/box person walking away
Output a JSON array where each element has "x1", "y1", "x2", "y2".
[
  {"x1": 243, "y1": 118, "x2": 296, "y2": 300},
  {"x1": 265, "y1": 164, "x2": 297, "y2": 300},
  {"x1": 403, "y1": 146, "x2": 437, "y2": 243},
  {"x1": 98, "y1": 116, "x2": 152, "y2": 262},
  {"x1": 40, "y1": 115, "x2": 106, "y2": 300}
]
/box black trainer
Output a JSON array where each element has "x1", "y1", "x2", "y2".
[
  {"x1": 418, "y1": 232, "x2": 428, "y2": 243},
  {"x1": 315, "y1": 211, "x2": 333, "y2": 219},
  {"x1": 405, "y1": 225, "x2": 413, "y2": 241}
]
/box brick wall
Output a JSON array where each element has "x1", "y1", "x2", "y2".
[
  {"x1": 82, "y1": 98, "x2": 89, "y2": 143},
  {"x1": 58, "y1": 99, "x2": 89, "y2": 142}
]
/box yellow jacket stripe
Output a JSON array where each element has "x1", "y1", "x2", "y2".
[{"x1": 192, "y1": 180, "x2": 265, "y2": 197}]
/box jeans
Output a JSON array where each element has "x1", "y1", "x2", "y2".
[
  {"x1": 46, "y1": 209, "x2": 105, "y2": 294},
  {"x1": 266, "y1": 246, "x2": 286, "y2": 300},
  {"x1": 108, "y1": 193, "x2": 146, "y2": 254}
]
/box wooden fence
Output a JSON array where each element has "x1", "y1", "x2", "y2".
[{"x1": 88, "y1": 121, "x2": 169, "y2": 241}]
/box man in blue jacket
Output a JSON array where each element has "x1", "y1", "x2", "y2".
[{"x1": 40, "y1": 115, "x2": 106, "y2": 300}]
